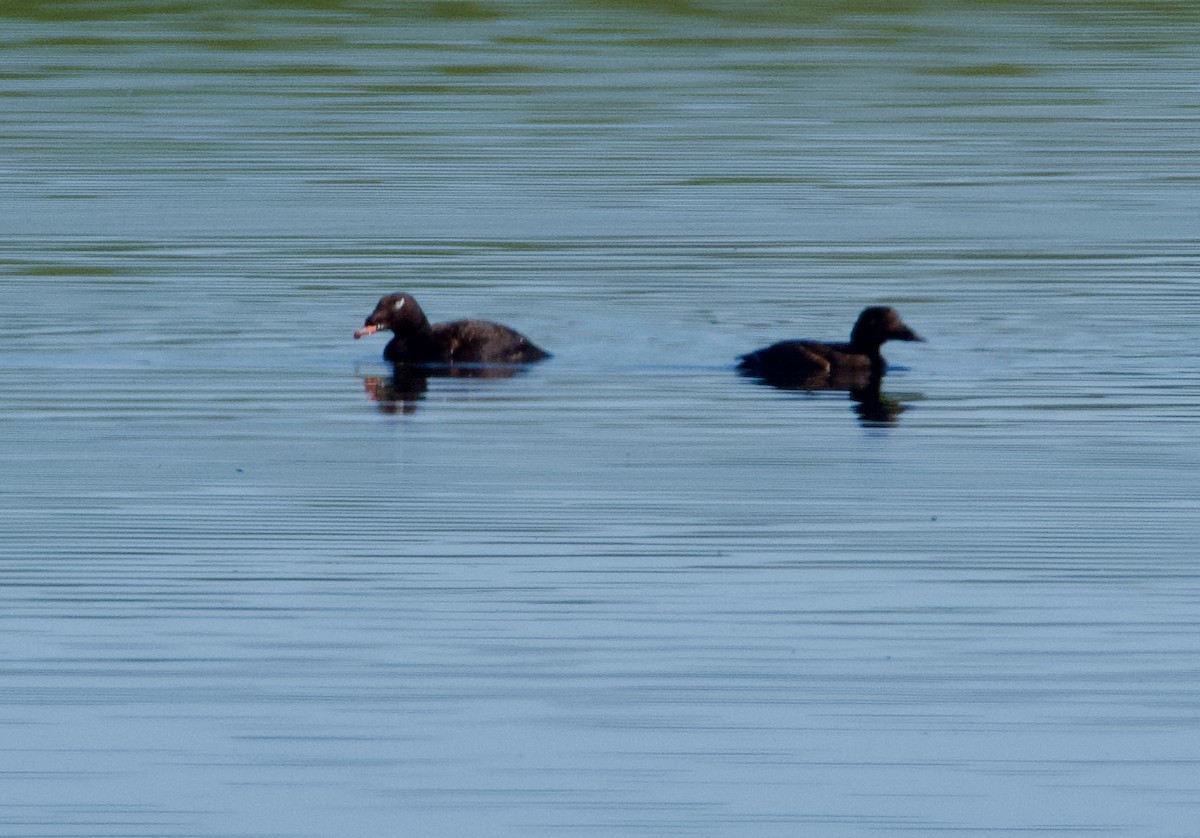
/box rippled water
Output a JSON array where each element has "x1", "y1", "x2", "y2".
[{"x1": 3, "y1": 2, "x2": 1200, "y2": 836}]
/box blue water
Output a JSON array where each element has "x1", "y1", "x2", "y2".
[{"x1": 3, "y1": 2, "x2": 1200, "y2": 836}]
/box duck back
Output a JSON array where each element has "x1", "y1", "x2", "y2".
[{"x1": 429, "y1": 320, "x2": 551, "y2": 365}]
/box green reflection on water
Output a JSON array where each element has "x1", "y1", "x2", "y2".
[{"x1": 920, "y1": 63, "x2": 1040, "y2": 77}]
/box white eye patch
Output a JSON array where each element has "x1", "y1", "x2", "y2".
[{"x1": 393, "y1": 299, "x2": 406, "y2": 311}]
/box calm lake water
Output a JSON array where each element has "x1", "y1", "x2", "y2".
[{"x1": 3, "y1": 1, "x2": 1200, "y2": 835}]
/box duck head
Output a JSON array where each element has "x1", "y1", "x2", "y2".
[
  {"x1": 849, "y1": 306, "x2": 924, "y2": 351},
  {"x1": 354, "y1": 292, "x2": 432, "y2": 340}
]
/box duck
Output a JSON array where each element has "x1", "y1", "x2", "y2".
[
  {"x1": 737, "y1": 306, "x2": 924, "y2": 387},
  {"x1": 354, "y1": 292, "x2": 550, "y2": 366}
]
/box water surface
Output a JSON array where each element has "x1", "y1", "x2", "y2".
[{"x1": 2, "y1": 2, "x2": 1200, "y2": 836}]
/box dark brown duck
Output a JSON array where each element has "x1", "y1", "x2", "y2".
[
  {"x1": 354, "y1": 292, "x2": 550, "y2": 365},
  {"x1": 737, "y1": 306, "x2": 924, "y2": 386}
]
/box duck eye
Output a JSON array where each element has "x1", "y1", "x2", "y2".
[{"x1": 393, "y1": 299, "x2": 406, "y2": 311}]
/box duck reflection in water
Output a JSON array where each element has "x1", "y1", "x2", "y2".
[
  {"x1": 736, "y1": 306, "x2": 925, "y2": 426},
  {"x1": 355, "y1": 292, "x2": 550, "y2": 414},
  {"x1": 362, "y1": 364, "x2": 535, "y2": 415}
]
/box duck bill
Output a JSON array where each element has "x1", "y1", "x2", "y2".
[
  {"x1": 354, "y1": 324, "x2": 382, "y2": 340},
  {"x1": 897, "y1": 327, "x2": 925, "y2": 342}
]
